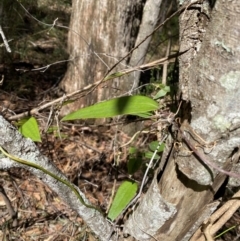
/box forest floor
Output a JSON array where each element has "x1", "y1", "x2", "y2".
[
  {"x1": 0, "y1": 61, "x2": 155, "y2": 240},
  {"x1": 0, "y1": 68, "x2": 154, "y2": 240},
  {"x1": 0, "y1": 1, "x2": 240, "y2": 241},
  {"x1": 1, "y1": 56, "x2": 240, "y2": 241}
]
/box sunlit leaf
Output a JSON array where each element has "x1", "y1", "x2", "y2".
[
  {"x1": 61, "y1": 96, "x2": 158, "y2": 121},
  {"x1": 108, "y1": 181, "x2": 138, "y2": 221},
  {"x1": 19, "y1": 117, "x2": 41, "y2": 142}
]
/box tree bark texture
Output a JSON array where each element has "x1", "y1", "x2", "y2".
[
  {"x1": 122, "y1": 1, "x2": 240, "y2": 240},
  {"x1": 60, "y1": 0, "x2": 163, "y2": 115},
  {"x1": 158, "y1": 0, "x2": 240, "y2": 239}
]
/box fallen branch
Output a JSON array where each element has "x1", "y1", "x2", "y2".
[{"x1": 0, "y1": 115, "x2": 116, "y2": 241}]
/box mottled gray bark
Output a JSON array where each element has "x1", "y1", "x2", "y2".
[
  {"x1": 158, "y1": 1, "x2": 240, "y2": 240},
  {"x1": 122, "y1": 1, "x2": 240, "y2": 240}
]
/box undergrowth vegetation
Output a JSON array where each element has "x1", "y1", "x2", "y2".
[
  {"x1": 0, "y1": 1, "x2": 239, "y2": 241},
  {"x1": 0, "y1": 1, "x2": 179, "y2": 239}
]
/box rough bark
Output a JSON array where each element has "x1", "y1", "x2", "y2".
[
  {"x1": 164, "y1": 0, "x2": 240, "y2": 238},
  {"x1": 60, "y1": 0, "x2": 163, "y2": 115},
  {"x1": 122, "y1": 1, "x2": 240, "y2": 240}
]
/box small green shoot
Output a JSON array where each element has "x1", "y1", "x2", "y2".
[
  {"x1": 153, "y1": 84, "x2": 170, "y2": 100},
  {"x1": 47, "y1": 126, "x2": 67, "y2": 139},
  {"x1": 62, "y1": 100, "x2": 75, "y2": 106},
  {"x1": 214, "y1": 225, "x2": 236, "y2": 239},
  {"x1": 128, "y1": 147, "x2": 137, "y2": 155},
  {"x1": 149, "y1": 141, "x2": 165, "y2": 152},
  {"x1": 108, "y1": 181, "x2": 138, "y2": 221},
  {"x1": 144, "y1": 141, "x2": 165, "y2": 159}
]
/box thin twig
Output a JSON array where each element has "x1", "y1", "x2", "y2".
[
  {"x1": 8, "y1": 52, "x2": 181, "y2": 121},
  {"x1": 0, "y1": 25, "x2": 11, "y2": 52},
  {"x1": 8, "y1": 1, "x2": 200, "y2": 122},
  {"x1": 162, "y1": 39, "x2": 171, "y2": 85}
]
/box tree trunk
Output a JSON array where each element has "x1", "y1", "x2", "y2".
[
  {"x1": 123, "y1": 1, "x2": 240, "y2": 240},
  {"x1": 60, "y1": 0, "x2": 163, "y2": 115}
]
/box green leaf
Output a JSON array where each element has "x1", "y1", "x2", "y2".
[
  {"x1": 127, "y1": 157, "x2": 143, "y2": 175},
  {"x1": 149, "y1": 142, "x2": 165, "y2": 152},
  {"x1": 128, "y1": 147, "x2": 137, "y2": 155},
  {"x1": 153, "y1": 89, "x2": 167, "y2": 99},
  {"x1": 19, "y1": 117, "x2": 41, "y2": 142},
  {"x1": 144, "y1": 151, "x2": 160, "y2": 159},
  {"x1": 153, "y1": 85, "x2": 170, "y2": 100},
  {"x1": 134, "y1": 112, "x2": 153, "y2": 118},
  {"x1": 46, "y1": 126, "x2": 58, "y2": 134},
  {"x1": 108, "y1": 181, "x2": 138, "y2": 221},
  {"x1": 61, "y1": 96, "x2": 158, "y2": 121}
]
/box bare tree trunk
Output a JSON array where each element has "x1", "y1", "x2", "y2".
[
  {"x1": 122, "y1": 1, "x2": 240, "y2": 240},
  {"x1": 126, "y1": 0, "x2": 164, "y2": 91},
  {"x1": 60, "y1": 0, "x2": 163, "y2": 115}
]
